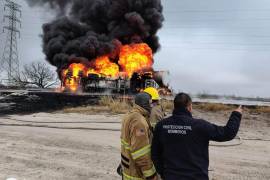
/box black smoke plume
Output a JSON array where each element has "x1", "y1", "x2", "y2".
[{"x1": 25, "y1": 0, "x2": 164, "y2": 73}]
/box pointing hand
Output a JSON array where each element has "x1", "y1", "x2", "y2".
[{"x1": 235, "y1": 105, "x2": 243, "y2": 114}]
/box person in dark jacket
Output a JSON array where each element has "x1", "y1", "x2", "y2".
[{"x1": 151, "y1": 93, "x2": 242, "y2": 180}]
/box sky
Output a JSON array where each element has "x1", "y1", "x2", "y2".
[{"x1": 0, "y1": 0, "x2": 270, "y2": 97}]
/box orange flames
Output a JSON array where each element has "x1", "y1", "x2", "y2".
[
  {"x1": 119, "y1": 43, "x2": 153, "y2": 77},
  {"x1": 92, "y1": 56, "x2": 119, "y2": 77},
  {"x1": 62, "y1": 43, "x2": 153, "y2": 92}
]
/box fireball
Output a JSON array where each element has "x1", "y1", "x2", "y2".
[
  {"x1": 119, "y1": 43, "x2": 153, "y2": 77},
  {"x1": 94, "y1": 56, "x2": 119, "y2": 77}
]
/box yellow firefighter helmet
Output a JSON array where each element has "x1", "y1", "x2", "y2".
[{"x1": 144, "y1": 87, "x2": 160, "y2": 100}]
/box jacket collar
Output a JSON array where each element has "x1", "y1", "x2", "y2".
[
  {"x1": 173, "y1": 107, "x2": 193, "y2": 118},
  {"x1": 132, "y1": 104, "x2": 150, "y2": 117}
]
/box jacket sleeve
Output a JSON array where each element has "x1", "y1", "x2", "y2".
[
  {"x1": 200, "y1": 111, "x2": 242, "y2": 142},
  {"x1": 151, "y1": 122, "x2": 164, "y2": 178},
  {"x1": 130, "y1": 118, "x2": 156, "y2": 179}
]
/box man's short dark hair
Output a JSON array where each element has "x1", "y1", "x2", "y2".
[{"x1": 174, "y1": 93, "x2": 192, "y2": 109}]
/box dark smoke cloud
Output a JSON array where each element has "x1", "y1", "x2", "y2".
[{"x1": 25, "y1": 0, "x2": 164, "y2": 72}]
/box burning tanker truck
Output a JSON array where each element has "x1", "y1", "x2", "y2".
[
  {"x1": 26, "y1": 0, "x2": 171, "y2": 94},
  {"x1": 61, "y1": 43, "x2": 171, "y2": 94}
]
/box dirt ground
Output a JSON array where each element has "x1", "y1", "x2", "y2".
[{"x1": 0, "y1": 109, "x2": 269, "y2": 180}]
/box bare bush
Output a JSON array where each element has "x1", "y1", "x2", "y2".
[{"x1": 13, "y1": 62, "x2": 58, "y2": 88}]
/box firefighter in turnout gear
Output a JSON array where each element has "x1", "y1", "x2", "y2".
[
  {"x1": 144, "y1": 87, "x2": 166, "y2": 128},
  {"x1": 120, "y1": 92, "x2": 157, "y2": 180}
]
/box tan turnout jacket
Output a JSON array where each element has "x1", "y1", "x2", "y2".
[
  {"x1": 120, "y1": 105, "x2": 156, "y2": 180},
  {"x1": 149, "y1": 104, "x2": 166, "y2": 128}
]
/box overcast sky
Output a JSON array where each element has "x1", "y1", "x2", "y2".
[{"x1": 0, "y1": 0, "x2": 270, "y2": 97}]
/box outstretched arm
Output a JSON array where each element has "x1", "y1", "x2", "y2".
[{"x1": 202, "y1": 106, "x2": 243, "y2": 142}]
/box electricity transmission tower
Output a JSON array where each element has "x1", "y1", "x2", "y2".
[{"x1": 1, "y1": 0, "x2": 22, "y2": 84}]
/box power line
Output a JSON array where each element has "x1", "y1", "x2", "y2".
[
  {"x1": 164, "y1": 9, "x2": 270, "y2": 13},
  {"x1": 164, "y1": 34, "x2": 270, "y2": 38},
  {"x1": 162, "y1": 40, "x2": 270, "y2": 47},
  {"x1": 165, "y1": 18, "x2": 270, "y2": 22},
  {"x1": 163, "y1": 26, "x2": 270, "y2": 30},
  {"x1": 162, "y1": 45, "x2": 270, "y2": 52},
  {"x1": 1, "y1": 0, "x2": 22, "y2": 83}
]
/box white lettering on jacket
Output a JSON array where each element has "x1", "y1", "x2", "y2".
[{"x1": 163, "y1": 125, "x2": 192, "y2": 135}]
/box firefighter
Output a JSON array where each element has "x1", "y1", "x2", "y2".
[
  {"x1": 151, "y1": 93, "x2": 243, "y2": 180},
  {"x1": 120, "y1": 92, "x2": 158, "y2": 180},
  {"x1": 144, "y1": 87, "x2": 166, "y2": 128}
]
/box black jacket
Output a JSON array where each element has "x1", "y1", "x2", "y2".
[{"x1": 151, "y1": 108, "x2": 242, "y2": 180}]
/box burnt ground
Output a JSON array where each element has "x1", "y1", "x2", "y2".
[{"x1": 0, "y1": 90, "x2": 102, "y2": 115}]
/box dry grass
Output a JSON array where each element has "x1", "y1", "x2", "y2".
[
  {"x1": 60, "y1": 106, "x2": 109, "y2": 114},
  {"x1": 194, "y1": 103, "x2": 270, "y2": 114},
  {"x1": 98, "y1": 96, "x2": 114, "y2": 106},
  {"x1": 249, "y1": 106, "x2": 270, "y2": 114},
  {"x1": 98, "y1": 96, "x2": 132, "y2": 114},
  {"x1": 58, "y1": 96, "x2": 131, "y2": 115},
  {"x1": 160, "y1": 100, "x2": 235, "y2": 113},
  {"x1": 59, "y1": 96, "x2": 270, "y2": 115},
  {"x1": 194, "y1": 103, "x2": 233, "y2": 112},
  {"x1": 160, "y1": 100, "x2": 234, "y2": 112}
]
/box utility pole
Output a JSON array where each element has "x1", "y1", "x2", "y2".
[{"x1": 1, "y1": 0, "x2": 22, "y2": 84}]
